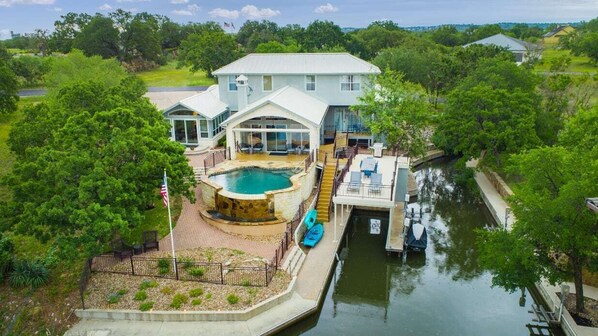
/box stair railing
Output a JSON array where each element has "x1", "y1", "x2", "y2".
[{"x1": 314, "y1": 152, "x2": 327, "y2": 207}]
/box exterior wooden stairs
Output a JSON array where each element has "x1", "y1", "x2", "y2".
[{"x1": 316, "y1": 161, "x2": 336, "y2": 223}]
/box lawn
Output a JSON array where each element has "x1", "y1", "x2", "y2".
[
  {"x1": 137, "y1": 62, "x2": 215, "y2": 87},
  {"x1": 123, "y1": 195, "x2": 183, "y2": 245},
  {"x1": 535, "y1": 47, "x2": 597, "y2": 74}
]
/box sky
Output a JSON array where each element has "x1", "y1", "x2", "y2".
[{"x1": 1, "y1": 0, "x2": 597, "y2": 39}]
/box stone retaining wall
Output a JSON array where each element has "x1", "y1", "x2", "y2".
[{"x1": 483, "y1": 170, "x2": 514, "y2": 198}]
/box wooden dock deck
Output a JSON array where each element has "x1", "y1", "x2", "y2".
[{"x1": 386, "y1": 202, "x2": 405, "y2": 253}]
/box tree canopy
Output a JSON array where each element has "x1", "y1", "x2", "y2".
[
  {"x1": 178, "y1": 30, "x2": 241, "y2": 77},
  {"x1": 0, "y1": 47, "x2": 19, "y2": 115},
  {"x1": 353, "y1": 70, "x2": 432, "y2": 158},
  {"x1": 4, "y1": 76, "x2": 195, "y2": 257}
]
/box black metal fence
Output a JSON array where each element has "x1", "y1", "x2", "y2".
[
  {"x1": 203, "y1": 148, "x2": 229, "y2": 172},
  {"x1": 88, "y1": 254, "x2": 275, "y2": 287},
  {"x1": 272, "y1": 199, "x2": 307, "y2": 268}
]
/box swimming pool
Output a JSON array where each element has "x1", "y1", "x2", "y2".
[{"x1": 209, "y1": 167, "x2": 295, "y2": 194}]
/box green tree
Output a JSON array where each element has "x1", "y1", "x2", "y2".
[
  {"x1": 236, "y1": 20, "x2": 280, "y2": 52},
  {"x1": 0, "y1": 58, "x2": 19, "y2": 115},
  {"x1": 45, "y1": 50, "x2": 126, "y2": 95},
  {"x1": 303, "y1": 20, "x2": 346, "y2": 51},
  {"x1": 433, "y1": 60, "x2": 541, "y2": 166},
  {"x1": 254, "y1": 41, "x2": 300, "y2": 53},
  {"x1": 5, "y1": 78, "x2": 195, "y2": 257},
  {"x1": 73, "y1": 15, "x2": 119, "y2": 59},
  {"x1": 352, "y1": 25, "x2": 411, "y2": 60},
  {"x1": 429, "y1": 25, "x2": 462, "y2": 47},
  {"x1": 352, "y1": 70, "x2": 431, "y2": 157},
  {"x1": 50, "y1": 12, "x2": 92, "y2": 53},
  {"x1": 571, "y1": 32, "x2": 598, "y2": 64},
  {"x1": 10, "y1": 55, "x2": 52, "y2": 87},
  {"x1": 178, "y1": 31, "x2": 240, "y2": 77}
]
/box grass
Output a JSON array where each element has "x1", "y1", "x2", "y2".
[
  {"x1": 123, "y1": 194, "x2": 183, "y2": 244},
  {"x1": 137, "y1": 62, "x2": 215, "y2": 87},
  {"x1": 535, "y1": 47, "x2": 597, "y2": 74}
]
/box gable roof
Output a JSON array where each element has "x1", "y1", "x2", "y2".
[
  {"x1": 222, "y1": 86, "x2": 328, "y2": 127},
  {"x1": 464, "y1": 33, "x2": 532, "y2": 52},
  {"x1": 163, "y1": 85, "x2": 228, "y2": 119},
  {"x1": 543, "y1": 25, "x2": 574, "y2": 38},
  {"x1": 213, "y1": 53, "x2": 381, "y2": 76}
]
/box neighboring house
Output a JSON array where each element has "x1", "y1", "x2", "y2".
[
  {"x1": 542, "y1": 25, "x2": 575, "y2": 44},
  {"x1": 164, "y1": 53, "x2": 381, "y2": 158},
  {"x1": 464, "y1": 33, "x2": 539, "y2": 64}
]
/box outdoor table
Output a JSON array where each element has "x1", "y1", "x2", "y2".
[{"x1": 360, "y1": 157, "x2": 377, "y2": 177}]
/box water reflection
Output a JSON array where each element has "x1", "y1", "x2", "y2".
[{"x1": 278, "y1": 160, "x2": 561, "y2": 336}]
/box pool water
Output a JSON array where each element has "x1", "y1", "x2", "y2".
[{"x1": 209, "y1": 168, "x2": 295, "y2": 194}]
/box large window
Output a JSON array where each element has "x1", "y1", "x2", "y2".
[
  {"x1": 263, "y1": 75, "x2": 273, "y2": 91},
  {"x1": 305, "y1": 75, "x2": 316, "y2": 91},
  {"x1": 211, "y1": 111, "x2": 230, "y2": 137},
  {"x1": 340, "y1": 75, "x2": 360, "y2": 91},
  {"x1": 228, "y1": 75, "x2": 237, "y2": 91},
  {"x1": 173, "y1": 120, "x2": 199, "y2": 144}
]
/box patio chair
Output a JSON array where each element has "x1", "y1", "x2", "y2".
[
  {"x1": 111, "y1": 238, "x2": 133, "y2": 260},
  {"x1": 252, "y1": 143, "x2": 264, "y2": 153},
  {"x1": 348, "y1": 171, "x2": 362, "y2": 193},
  {"x1": 302, "y1": 144, "x2": 310, "y2": 154},
  {"x1": 239, "y1": 143, "x2": 251, "y2": 153},
  {"x1": 369, "y1": 173, "x2": 382, "y2": 194},
  {"x1": 142, "y1": 230, "x2": 159, "y2": 252}
]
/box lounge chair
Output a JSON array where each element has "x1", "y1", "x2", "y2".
[
  {"x1": 302, "y1": 144, "x2": 310, "y2": 154},
  {"x1": 239, "y1": 143, "x2": 251, "y2": 153},
  {"x1": 348, "y1": 171, "x2": 362, "y2": 193},
  {"x1": 369, "y1": 173, "x2": 382, "y2": 194},
  {"x1": 252, "y1": 143, "x2": 264, "y2": 153},
  {"x1": 111, "y1": 238, "x2": 133, "y2": 260},
  {"x1": 142, "y1": 230, "x2": 159, "y2": 252}
]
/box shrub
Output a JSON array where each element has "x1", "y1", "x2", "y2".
[
  {"x1": 187, "y1": 267, "x2": 205, "y2": 277},
  {"x1": 217, "y1": 136, "x2": 226, "y2": 148},
  {"x1": 158, "y1": 258, "x2": 171, "y2": 274},
  {"x1": 134, "y1": 291, "x2": 148, "y2": 301},
  {"x1": 9, "y1": 260, "x2": 49, "y2": 288},
  {"x1": 0, "y1": 235, "x2": 15, "y2": 281},
  {"x1": 191, "y1": 299, "x2": 202, "y2": 306},
  {"x1": 189, "y1": 288, "x2": 204, "y2": 297},
  {"x1": 206, "y1": 293, "x2": 212, "y2": 300},
  {"x1": 117, "y1": 289, "x2": 128, "y2": 296},
  {"x1": 241, "y1": 279, "x2": 251, "y2": 287},
  {"x1": 160, "y1": 286, "x2": 174, "y2": 295},
  {"x1": 227, "y1": 294, "x2": 239, "y2": 305},
  {"x1": 139, "y1": 279, "x2": 158, "y2": 290},
  {"x1": 107, "y1": 293, "x2": 120, "y2": 304},
  {"x1": 170, "y1": 293, "x2": 188, "y2": 309},
  {"x1": 180, "y1": 258, "x2": 194, "y2": 270},
  {"x1": 139, "y1": 301, "x2": 154, "y2": 311}
]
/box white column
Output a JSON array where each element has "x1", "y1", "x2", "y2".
[
  {"x1": 334, "y1": 203, "x2": 337, "y2": 242},
  {"x1": 226, "y1": 126, "x2": 236, "y2": 160},
  {"x1": 310, "y1": 126, "x2": 321, "y2": 153}
]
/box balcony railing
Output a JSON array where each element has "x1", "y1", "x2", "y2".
[{"x1": 334, "y1": 182, "x2": 394, "y2": 200}]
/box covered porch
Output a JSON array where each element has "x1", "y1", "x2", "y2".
[{"x1": 224, "y1": 86, "x2": 327, "y2": 160}]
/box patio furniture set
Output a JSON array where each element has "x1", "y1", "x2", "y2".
[
  {"x1": 110, "y1": 230, "x2": 160, "y2": 260},
  {"x1": 239, "y1": 142, "x2": 264, "y2": 154},
  {"x1": 347, "y1": 156, "x2": 383, "y2": 195}
]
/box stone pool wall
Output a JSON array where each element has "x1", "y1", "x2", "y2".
[{"x1": 215, "y1": 193, "x2": 274, "y2": 221}]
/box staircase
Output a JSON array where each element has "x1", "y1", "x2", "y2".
[
  {"x1": 193, "y1": 167, "x2": 205, "y2": 182},
  {"x1": 281, "y1": 245, "x2": 305, "y2": 277},
  {"x1": 316, "y1": 162, "x2": 336, "y2": 223}
]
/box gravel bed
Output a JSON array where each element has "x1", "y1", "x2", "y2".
[{"x1": 84, "y1": 247, "x2": 291, "y2": 312}]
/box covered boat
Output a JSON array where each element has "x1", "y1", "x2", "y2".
[{"x1": 405, "y1": 221, "x2": 427, "y2": 251}]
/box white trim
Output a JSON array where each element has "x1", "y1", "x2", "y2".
[
  {"x1": 262, "y1": 75, "x2": 273, "y2": 92},
  {"x1": 305, "y1": 75, "x2": 316, "y2": 92}
]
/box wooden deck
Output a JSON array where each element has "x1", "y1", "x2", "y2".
[{"x1": 386, "y1": 202, "x2": 405, "y2": 253}]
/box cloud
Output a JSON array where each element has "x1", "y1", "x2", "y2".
[
  {"x1": 170, "y1": 0, "x2": 188, "y2": 3},
  {"x1": 209, "y1": 8, "x2": 240, "y2": 19},
  {"x1": 240, "y1": 5, "x2": 280, "y2": 19},
  {"x1": 48, "y1": 6, "x2": 61, "y2": 11},
  {"x1": 0, "y1": 0, "x2": 54, "y2": 7},
  {"x1": 0, "y1": 29, "x2": 11, "y2": 40},
  {"x1": 314, "y1": 3, "x2": 338, "y2": 14},
  {"x1": 172, "y1": 4, "x2": 200, "y2": 16},
  {"x1": 99, "y1": 3, "x2": 112, "y2": 10}
]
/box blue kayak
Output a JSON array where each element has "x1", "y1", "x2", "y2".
[
  {"x1": 304, "y1": 209, "x2": 317, "y2": 230},
  {"x1": 304, "y1": 223, "x2": 324, "y2": 248}
]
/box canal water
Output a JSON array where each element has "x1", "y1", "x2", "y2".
[{"x1": 279, "y1": 160, "x2": 562, "y2": 336}]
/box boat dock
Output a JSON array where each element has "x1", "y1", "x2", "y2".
[{"x1": 385, "y1": 202, "x2": 405, "y2": 253}]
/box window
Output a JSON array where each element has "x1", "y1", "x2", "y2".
[
  {"x1": 228, "y1": 75, "x2": 237, "y2": 91},
  {"x1": 305, "y1": 75, "x2": 316, "y2": 91},
  {"x1": 263, "y1": 75, "x2": 273, "y2": 91},
  {"x1": 340, "y1": 75, "x2": 361, "y2": 91},
  {"x1": 173, "y1": 120, "x2": 198, "y2": 144},
  {"x1": 199, "y1": 120, "x2": 208, "y2": 138}
]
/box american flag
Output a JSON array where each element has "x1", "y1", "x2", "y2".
[
  {"x1": 223, "y1": 22, "x2": 230, "y2": 28},
  {"x1": 160, "y1": 175, "x2": 169, "y2": 207}
]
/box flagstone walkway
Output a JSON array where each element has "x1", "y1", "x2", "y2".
[{"x1": 159, "y1": 186, "x2": 279, "y2": 260}]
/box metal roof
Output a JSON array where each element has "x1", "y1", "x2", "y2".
[
  {"x1": 162, "y1": 85, "x2": 228, "y2": 119},
  {"x1": 222, "y1": 86, "x2": 328, "y2": 127},
  {"x1": 213, "y1": 53, "x2": 381, "y2": 76},
  {"x1": 464, "y1": 33, "x2": 532, "y2": 51}
]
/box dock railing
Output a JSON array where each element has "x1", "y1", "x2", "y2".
[{"x1": 334, "y1": 182, "x2": 395, "y2": 200}]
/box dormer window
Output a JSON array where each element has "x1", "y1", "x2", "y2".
[
  {"x1": 305, "y1": 75, "x2": 316, "y2": 91},
  {"x1": 340, "y1": 75, "x2": 360, "y2": 91},
  {"x1": 228, "y1": 75, "x2": 238, "y2": 91}
]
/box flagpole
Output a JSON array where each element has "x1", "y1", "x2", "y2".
[{"x1": 164, "y1": 169, "x2": 176, "y2": 263}]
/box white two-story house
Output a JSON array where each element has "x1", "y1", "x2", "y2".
[{"x1": 162, "y1": 53, "x2": 381, "y2": 158}]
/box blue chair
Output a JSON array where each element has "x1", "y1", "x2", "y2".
[
  {"x1": 348, "y1": 171, "x2": 362, "y2": 193},
  {"x1": 369, "y1": 173, "x2": 382, "y2": 194}
]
